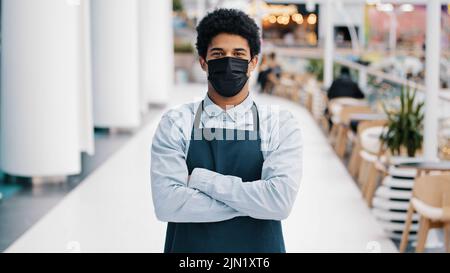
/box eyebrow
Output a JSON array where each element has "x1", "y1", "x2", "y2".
[{"x1": 209, "y1": 47, "x2": 248, "y2": 52}]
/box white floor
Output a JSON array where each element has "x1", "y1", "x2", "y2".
[{"x1": 6, "y1": 84, "x2": 397, "y2": 253}]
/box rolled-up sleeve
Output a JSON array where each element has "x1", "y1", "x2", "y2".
[
  {"x1": 189, "y1": 110, "x2": 302, "y2": 221},
  {"x1": 151, "y1": 111, "x2": 245, "y2": 223}
]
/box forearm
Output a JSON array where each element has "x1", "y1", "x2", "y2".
[
  {"x1": 152, "y1": 178, "x2": 245, "y2": 223},
  {"x1": 151, "y1": 112, "x2": 245, "y2": 223},
  {"x1": 188, "y1": 110, "x2": 303, "y2": 221},
  {"x1": 189, "y1": 169, "x2": 298, "y2": 220}
]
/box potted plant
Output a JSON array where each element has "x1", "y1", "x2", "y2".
[
  {"x1": 380, "y1": 86, "x2": 424, "y2": 157},
  {"x1": 306, "y1": 59, "x2": 324, "y2": 82},
  {"x1": 305, "y1": 59, "x2": 347, "y2": 83}
]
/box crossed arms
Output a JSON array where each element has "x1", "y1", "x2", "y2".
[{"x1": 150, "y1": 109, "x2": 302, "y2": 223}]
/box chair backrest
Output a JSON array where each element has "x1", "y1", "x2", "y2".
[
  {"x1": 329, "y1": 97, "x2": 367, "y2": 107},
  {"x1": 357, "y1": 120, "x2": 388, "y2": 136},
  {"x1": 340, "y1": 105, "x2": 373, "y2": 125},
  {"x1": 327, "y1": 97, "x2": 365, "y2": 116},
  {"x1": 357, "y1": 120, "x2": 388, "y2": 155},
  {"x1": 413, "y1": 174, "x2": 450, "y2": 214}
]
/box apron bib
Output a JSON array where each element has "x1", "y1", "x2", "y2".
[{"x1": 164, "y1": 100, "x2": 285, "y2": 253}]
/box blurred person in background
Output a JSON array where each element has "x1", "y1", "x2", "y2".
[
  {"x1": 256, "y1": 53, "x2": 269, "y2": 93},
  {"x1": 327, "y1": 66, "x2": 365, "y2": 100},
  {"x1": 324, "y1": 66, "x2": 365, "y2": 131},
  {"x1": 259, "y1": 52, "x2": 282, "y2": 94}
]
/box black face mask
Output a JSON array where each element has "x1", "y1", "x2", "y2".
[{"x1": 207, "y1": 57, "x2": 250, "y2": 97}]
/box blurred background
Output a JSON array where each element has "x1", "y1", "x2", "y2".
[{"x1": 1, "y1": 0, "x2": 450, "y2": 253}]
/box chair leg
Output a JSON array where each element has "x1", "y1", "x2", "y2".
[
  {"x1": 321, "y1": 117, "x2": 329, "y2": 132},
  {"x1": 359, "y1": 158, "x2": 372, "y2": 191},
  {"x1": 334, "y1": 125, "x2": 342, "y2": 150},
  {"x1": 329, "y1": 123, "x2": 338, "y2": 143},
  {"x1": 445, "y1": 222, "x2": 450, "y2": 253},
  {"x1": 415, "y1": 216, "x2": 431, "y2": 253},
  {"x1": 357, "y1": 160, "x2": 364, "y2": 186},
  {"x1": 357, "y1": 159, "x2": 368, "y2": 189},
  {"x1": 364, "y1": 163, "x2": 379, "y2": 207},
  {"x1": 335, "y1": 126, "x2": 348, "y2": 158},
  {"x1": 348, "y1": 140, "x2": 361, "y2": 177},
  {"x1": 400, "y1": 204, "x2": 415, "y2": 253},
  {"x1": 335, "y1": 125, "x2": 341, "y2": 149},
  {"x1": 360, "y1": 161, "x2": 369, "y2": 193},
  {"x1": 307, "y1": 93, "x2": 313, "y2": 113}
]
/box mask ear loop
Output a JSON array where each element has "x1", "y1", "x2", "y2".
[{"x1": 246, "y1": 56, "x2": 254, "y2": 77}]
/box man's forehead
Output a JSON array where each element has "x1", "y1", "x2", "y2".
[{"x1": 208, "y1": 34, "x2": 250, "y2": 50}]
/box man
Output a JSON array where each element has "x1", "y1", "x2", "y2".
[
  {"x1": 325, "y1": 66, "x2": 365, "y2": 132},
  {"x1": 151, "y1": 9, "x2": 302, "y2": 253},
  {"x1": 258, "y1": 52, "x2": 282, "y2": 94},
  {"x1": 327, "y1": 67, "x2": 365, "y2": 100}
]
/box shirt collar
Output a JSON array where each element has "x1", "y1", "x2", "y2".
[{"x1": 203, "y1": 93, "x2": 254, "y2": 122}]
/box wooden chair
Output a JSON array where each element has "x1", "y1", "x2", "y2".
[
  {"x1": 305, "y1": 91, "x2": 314, "y2": 114},
  {"x1": 400, "y1": 174, "x2": 450, "y2": 253},
  {"x1": 348, "y1": 120, "x2": 388, "y2": 178},
  {"x1": 319, "y1": 93, "x2": 330, "y2": 132},
  {"x1": 304, "y1": 81, "x2": 322, "y2": 116},
  {"x1": 356, "y1": 126, "x2": 387, "y2": 203},
  {"x1": 334, "y1": 105, "x2": 373, "y2": 158},
  {"x1": 361, "y1": 150, "x2": 386, "y2": 207},
  {"x1": 327, "y1": 98, "x2": 368, "y2": 146}
]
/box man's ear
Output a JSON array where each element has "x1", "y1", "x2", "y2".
[
  {"x1": 248, "y1": 55, "x2": 259, "y2": 75},
  {"x1": 199, "y1": 56, "x2": 208, "y2": 72}
]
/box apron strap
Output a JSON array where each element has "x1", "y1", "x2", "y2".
[
  {"x1": 193, "y1": 100, "x2": 204, "y2": 130},
  {"x1": 251, "y1": 102, "x2": 259, "y2": 132},
  {"x1": 193, "y1": 100, "x2": 260, "y2": 132}
]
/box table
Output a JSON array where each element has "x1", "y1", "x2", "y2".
[
  {"x1": 348, "y1": 113, "x2": 387, "y2": 133},
  {"x1": 349, "y1": 113, "x2": 387, "y2": 122},
  {"x1": 396, "y1": 160, "x2": 450, "y2": 250},
  {"x1": 397, "y1": 161, "x2": 450, "y2": 177}
]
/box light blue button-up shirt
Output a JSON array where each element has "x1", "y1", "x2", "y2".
[{"x1": 150, "y1": 93, "x2": 303, "y2": 223}]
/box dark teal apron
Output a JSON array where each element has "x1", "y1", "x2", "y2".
[{"x1": 164, "y1": 100, "x2": 285, "y2": 253}]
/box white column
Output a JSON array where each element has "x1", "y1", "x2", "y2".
[
  {"x1": 388, "y1": 12, "x2": 398, "y2": 53},
  {"x1": 138, "y1": 0, "x2": 173, "y2": 106},
  {"x1": 91, "y1": 0, "x2": 141, "y2": 128},
  {"x1": 0, "y1": 0, "x2": 85, "y2": 176},
  {"x1": 359, "y1": 67, "x2": 368, "y2": 93},
  {"x1": 197, "y1": 0, "x2": 207, "y2": 20},
  {"x1": 78, "y1": 0, "x2": 94, "y2": 155},
  {"x1": 424, "y1": 0, "x2": 441, "y2": 161},
  {"x1": 138, "y1": 0, "x2": 152, "y2": 113},
  {"x1": 323, "y1": 0, "x2": 335, "y2": 88},
  {"x1": 360, "y1": 5, "x2": 368, "y2": 50},
  {"x1": 249, "y1": 0, "x2": 264, "y2": 91}
]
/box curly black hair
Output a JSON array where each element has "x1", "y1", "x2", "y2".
[{"x1": 196, "y1": 8, "x2": 261, "y2": 59}]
